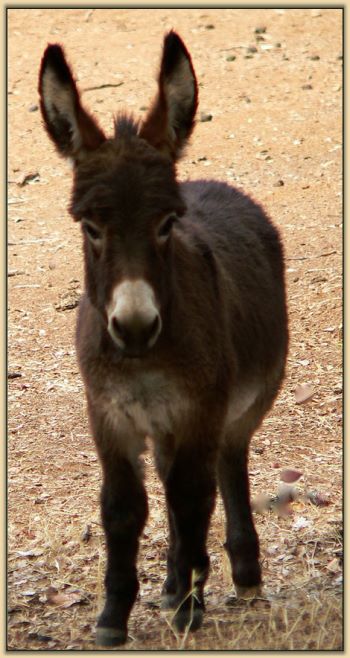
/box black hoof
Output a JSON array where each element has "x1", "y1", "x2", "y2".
[
  {"x1": 232, "y1": 558, "x2": 261, "y2": 589},
  {"x1": 235, "y1": 584, "x2": 262, "y2": 600},
  {"x1": 160, "y1": 591, "x2": 177, "y2": 610},
  {"x1": 172, "y1": 605, "x2": 204, "y2": 633},
  {"x1": 95, "y1": 626, "x2": 128, "y2": 647}
]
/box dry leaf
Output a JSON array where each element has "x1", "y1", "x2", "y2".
[
  {"x1": 46, "y1": 587, "x2": 89, "y2": 608},
  {"x1": 294, "y1": 383, "x2": 315, "y2": 404},
  {"x1": 326, "y1": 558, "x2": 341, "y2": 573},
  {"x1": 17, "y1": 549, "x2": 44, "y2": 558},
  {"x1": 280, "y1": 469, "x2": 303, "y2": 483}
]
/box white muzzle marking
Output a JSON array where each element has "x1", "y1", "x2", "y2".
[{"x1": 107, "y1": 279, "x2": 161, "y2": 350}]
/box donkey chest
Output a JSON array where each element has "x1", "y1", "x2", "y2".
[{"x1": 100, "y1": 371, "x2": 190, "y2": 439}]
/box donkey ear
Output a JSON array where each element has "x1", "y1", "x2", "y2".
[
  {"x1": 38, "y1": 44, "x2": 105, "y2": 162},
  {"x1": 139, "y1": 31, "x2": 198, "y2": 160}
]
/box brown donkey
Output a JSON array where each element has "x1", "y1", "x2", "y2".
[{"x1": 39, "y1": 32, "x2": 288, "y2": 646}]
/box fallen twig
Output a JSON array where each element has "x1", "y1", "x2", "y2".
[
  {"x1": 83, "y1": 82, "x2": 124, "y2": 92},
  {"x1": 286, "y1": 250, "x2": 337, "y2": 261}
]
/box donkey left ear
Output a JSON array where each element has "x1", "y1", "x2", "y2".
[
  {"x1": 139, "y1": 31, "x2": 198, "y2": 161},
  {"x1": 39, "y1": 44, "x2": 106, "y2": 162}
]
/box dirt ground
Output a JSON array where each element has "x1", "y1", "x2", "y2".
[{"x1": 7, "y1": 7, "x2": 343, "y2": 651}]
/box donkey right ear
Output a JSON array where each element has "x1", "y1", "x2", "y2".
[
  {"x1": 139, "y1": 31, "x2": 198, "y2": 161},
  {"x1": 39, "y1": 44, "x2": 105, "y2": 162}
]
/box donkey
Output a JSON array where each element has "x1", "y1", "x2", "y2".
[{"x1": 39, "y1": 32, "x2": 288, "y2": 646}]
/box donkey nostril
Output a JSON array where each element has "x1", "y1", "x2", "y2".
[
  {"x1": 112, "y1": 316, "x2": 126, "y2": 340},
  {"x1": 110, "y1": 316, "x2": 128, "y2": 345},
  {"x1": 109, "y1": 313, "x2": 161, "y2": 351},
  {"x1": 145, "y1": 314, "x2": 161, "y2": 346}
]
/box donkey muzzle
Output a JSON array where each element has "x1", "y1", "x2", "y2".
[{"x1": 107, "y1": 279, "x2": 162, "y2": 356}]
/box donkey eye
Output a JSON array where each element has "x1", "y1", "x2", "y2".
[
  {"x1": 83, "y1": 221, "x2": 102, "y2": 242},
  {"x1": 157, "y1": 213, "x2": 178, "y2": 242}
]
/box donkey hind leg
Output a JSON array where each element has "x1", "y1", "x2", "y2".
[
  {"x1": 164, "y1": 445, "x2": 217, "y2": 632},
  {"x1": 218, "y1": 435, "x2": 262, "y2": 598},
  {"x1": 96, "y1": 456, "x2": 148, "y2": 647}
]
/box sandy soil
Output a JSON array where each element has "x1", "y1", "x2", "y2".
[{"x1": 8, "y1": 8, "x2": 342, "y2": 651}]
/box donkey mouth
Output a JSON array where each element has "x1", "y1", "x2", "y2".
[
  {"x1": 122, "y1": 349, "x2": 147, "y2": 359},
  {"x1": 116, "y1": 342, "x2": 152, "y2": 360}
]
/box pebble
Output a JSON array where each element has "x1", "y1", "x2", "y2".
[
  {"x1": 247, "y1": 46, "x2": 258, "y2": 54},
  {"x1": 309, "y1": 55, "x2": 320, "y2": 61},
  {"x1": 28, "y1": 104, "x2": 38, "y2": 112},
  {"x1": 200, "y1": 112, "x2": 212, "y2": 122},
  {"x1": 254, "y1": 26, "x2": 266, "y2": 34},
  {"x1": 8, "y1": 371, "x2": 22, "y2": 379},
  {"x1": 301, "y1": 84, "x2": 313, "y2": 90},
  {"x1": 273, "y1": 180, "x2": 284, "y2": 187},
  {"x1": 226, "y1": 55, "x2": 236, "y2": 61},
  {"x1": 205, "y1": 24, "x2": 215, "y2": 30}
]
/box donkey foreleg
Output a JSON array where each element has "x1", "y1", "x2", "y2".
[
  {"x1": 96, "y1": 453, "x2": 148, "y2": 646},
  {"x1": 164, "y1": 445, "x2": 217, "y2": 632}
]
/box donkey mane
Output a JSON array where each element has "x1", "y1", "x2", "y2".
[{"x1": 114, "y1": 113, "x2": 139, "y2": 140}]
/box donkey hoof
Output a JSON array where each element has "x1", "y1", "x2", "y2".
[
  {"x1": 160, "y1": 591, "x2": 177, "y2": 610},
  {"x1": 95, "y1": 626, "x2": 127, "y2": 647},
  {"x1": 235, "y1": 584, "x2": 262, "y2": 600},
  {"x1": 172, "y1": 605, "x2": 204, "y2": 633}
]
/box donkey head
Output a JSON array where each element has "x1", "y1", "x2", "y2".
[{"x1": 39, "y1": 32, "x2": 198, "y2": 357}]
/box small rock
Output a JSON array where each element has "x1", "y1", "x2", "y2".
[
  {"x1": 255, "y1": 35, "x2": 265, "y2": 42},
  {"x1": 200, "y1": 113, "x2": 212, "y2": 122},
  {"x1": 81, "y1": 524, "x2": 92, "y2": 542},
  {"x1": 308, "y1": 55, "x2": 320, "y2": 61},
  {"x1": 28, "y1": 633, "x2": 53, "y2": 643},
  {"x1": 205, "y1": 24, "x2": 215, "y2": 30},
  {"x1": 254, "y1": 26, "x2": 266, "y2": 34},
  {"x1": 301, "y1": 84, "x2": 313, "y2": 90},
  {"x1": 18, "y1": 172, "x2": 40, "y2": 187},
  {"x1": 28, "y1": 104, "x2": 39, "y2": 112},
  {"x1": 247, "y1": 46, "x2": 258, "y2": 54},
  {"x1": 226, "y1": 55, "x2": 236, "y2": 61},
  {"x1": 244, "y1": 55, "x2": 254, "y2": 59},
  {"x1": 8, "y1": 270, "x2": 25, "y2": 277},
  {"x1": 273, "y1": 179, "x2": 284, "y2": 187},
  {"x1": 254, "y1": 447, "x2": 264, "y2": 455},
  {"x1": 275, "y1": 42, "x2": 282, "y2": 48},
  {"x1": 8, "y1": 371, "x2": 22, "y2": 379},
  {"x1": 307, "y1": 491, "x2": 330, "y2": 507}
]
